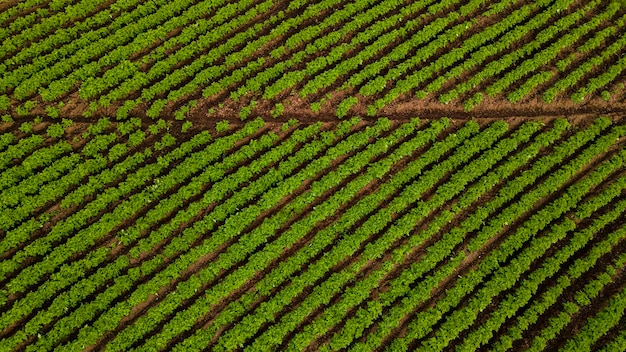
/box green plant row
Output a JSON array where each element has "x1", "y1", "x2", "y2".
[
  {"x1": 418, "y1": 151, "x2": 626, "y2": 352},
  {"x1": 0, "y1": 121, "x2": 309, "y2": 352},
  {"x1": 365, "y1": 0, "x2": 520, "y2": 114},
  {"x1": 0, "y1": 0, "x2": 151, "y2": 89},
  {"x1": 486, "y1": 0, "x2": 611, "y2": 97},
  {"x1": 0, "y1": 120, "x2": 264, "y2": 292},
  {"x1": 0, "y1": 0, "x2": 110, "y2": 60},
  {"x1": 0, "y1": 138, "x2": 71, "y2": 190},
  {"x1": 99, "y1": 0, "x2": 339, "y2": 110},
  {"x1": 440, "y1": 0, "x2": 579, "y2": 104},
  {"x1": 545, "y1": 14, "x2": 626, "y2": 102},
  {"x1": 493, "y1": 197, "x2": 626, "y2": 352},
  {"x1": 237, "y1": 122, "x2": 502, "y2": 352},
  {"x1": 464, "y1": 179, "x2": 626, "y2": 352},
  {"x1": 0, "y1": 134, "x2": 45, "y2": 171},
  {"x1": 12, "y1": 0, "x2": 201, "y2": 101},
  {"x1": 285, "y1": 121, "x2": 543, "y2": 352}
]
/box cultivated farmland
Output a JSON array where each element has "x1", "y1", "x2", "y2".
[
  {"x1": 1, "y1": 0, "x2": 626, "y2": 351},
  {"x1": 1, "y1": 0, "x2": 626, "y2": 119}
]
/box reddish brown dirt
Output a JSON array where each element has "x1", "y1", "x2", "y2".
[{"x1": 0, "y1": 0, "x2": 21, "y2": 13}]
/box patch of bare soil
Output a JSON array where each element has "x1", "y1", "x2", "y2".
[
  {"x1": 9, "y1": 78, "x2": 626, "y2": 128},
  {"x1": 0, "y1": 0, "x2": 21, "y2": 13}
]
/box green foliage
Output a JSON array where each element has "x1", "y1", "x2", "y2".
[
  {"x1": 146, "y1": 100, "x2": 167, "y2": 120},
  {"x1": 0, "y1": 95, "x2": 10, "y2": 112},
  {"x1": 116, "y1": 99, "x2": 140, "y2": 120},
  {"x1": 128, "y1": 130, "x2": 146, "y2": 148},
  {"x1": 88, "y1": 118, "x2": 112, "y2": 136},
  {"x1": 45, "y1": 105, "x2": 60, "y2": 119},
  {"x1": 154, "y1": 133, "x2": 176, "y2": 151},
  {"x1": 19, "y1": 122, "x2": 33, "y2": 134},
  {"x1": 108, "y1": 143, "x2": 128, "y2": 162},
  {"x1": 61, "y1": 118, "x2": 72, "y2": 129},
  {"x1": 613, "y1": 0, "x2": 626, "y2": 7},
  {"x1": 0, "y1": 0, "x2": 621, "y2": 120},
  {"x1": 272, "y1": 103, "x2": 284, "y2": 118},
  {"x1": 281, "y1": 118, "x2": 298, "y2": 132},
  {"x1": 335, "y1": 97, "x2": 358, "y2": 119},
  {"x1": 239, "y1": 100, "x2": 257, "y2": 121},
  {"x1": 117, "y1": 117, "x2": 142, "y2": 136},
  {"x1": 16, "y1": 101, "x2": 34, "y2": 116},
  {"x1": 310, "y1": 101, "x2": 321, "y2": 113},
  {"x1": 148, "y1": 119, "x2": 168, "y2": 135},
  {"x1": 0, "y1": 117, "x2": 624, "y2": 352},
  {"x1": 463, "y1": 92, "x2": 483, "y2": 111},
  {"x1": 181, "y1": 120, "x2": 193, "y2": 133},
  {"x1": 556, "y1": 53, "x2": 575, "y2": 72},
  {"x1": 46, "y1": 124, "x2": 65, "y2": 139},
  {"x1": 215, "y1": 120, "x2": 229, "y2": 133},
  {"x1": 174, "y1": 105, "x2": 189, "y2": 121},
  {"x1": 3, "y1": 0, "x2": 626, "y2": 347}
]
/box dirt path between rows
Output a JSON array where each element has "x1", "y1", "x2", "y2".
[{"x1": 184, "y1": 94, "x2": 626, "y2": 128}]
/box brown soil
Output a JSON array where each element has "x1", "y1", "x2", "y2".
[
  {"x1": 0, "y1": 0, "x2": 21, "y2": 13},
  {"x1": 22, "y1": 90, "x2": 622, "y2": 128}
]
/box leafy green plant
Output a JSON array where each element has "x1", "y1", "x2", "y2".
[
  {"x1": 45, "y1": 105, "x2": 60, "y2": 119},
  {"x1": 19, "y1": 122, "x2": 33, "y2": 134},
  {"x1": 281, "y1": 118, "x2": 298, "y2": 132},
  {"x1": 335, "y1": 97, "x2": 358, "y2": 119},
  {"x1": 46, "y1": 124, "x2": 65, "y2": 139},
  {"x1": 0, "y1": 95, "x2": 10, "y2": 112},
  {"x1": 182, "y1": 121, "x2": 193, "y2": 133},
  {"x1": 16, "y1": 102, "x2": 32, "y2": 116},
  {"x1": 310, "y1": 101, "x2": 321, "y2": 113},
  {"x1": 239, "y1": 100, "x2": 257, "y2": 120},
  {"x1": 215, "y1": 120, "x2": 229, "y2": 133},
  {"x1": 272, "y1": 103, "x2": 284, "y2": 118},
  {"x1": 463, "y1": 92, "x2": 483, "y2": 111}
]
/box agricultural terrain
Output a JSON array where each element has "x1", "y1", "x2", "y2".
[{"x1": 1, "y1": 0, "x2": 626, "y2": 351}]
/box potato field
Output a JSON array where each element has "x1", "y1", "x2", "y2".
[{"x1": 1, "y1": 0, "x2": 625, "y2": 351}]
